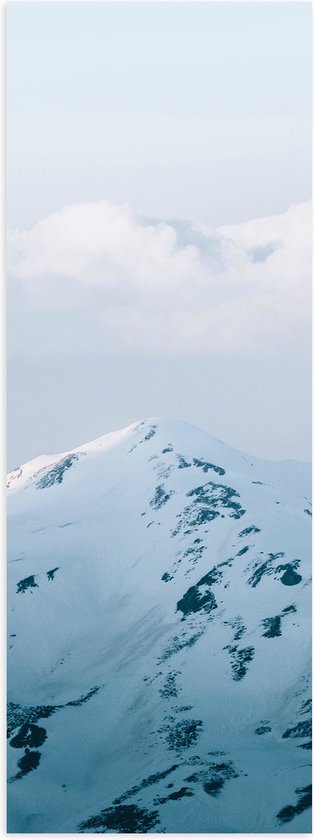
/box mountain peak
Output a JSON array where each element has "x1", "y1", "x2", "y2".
[{"x1": 7, "y1": 416, "x2": 311, "y2": 832}]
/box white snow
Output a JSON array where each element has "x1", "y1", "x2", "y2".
[{"x1": 7, "y1": 418, "x2": 312, "y2": 833}]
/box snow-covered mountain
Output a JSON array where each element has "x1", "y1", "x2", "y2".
[{"x1": 7, "y1": 418, "x2": 312, "y2": 833}]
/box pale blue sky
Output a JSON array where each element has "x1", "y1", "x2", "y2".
[
  {"x1": 7, "y1": 2, "x2": 311, "y2": 228},
  {"x1": 7, "y1": 2, "x2": 312, "y2": 468}
]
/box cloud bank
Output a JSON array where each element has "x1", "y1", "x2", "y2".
[{"x1": 7, "y1": 199, "x2": 311, "y2": 359}]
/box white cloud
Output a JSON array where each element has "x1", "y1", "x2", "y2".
[{"x1": 7, "y1": 199, "x2": 311, "y2": 359}]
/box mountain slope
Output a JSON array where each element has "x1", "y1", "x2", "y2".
[{"x1": 7, "y1": 419, "x2": 312, "y2": 833}]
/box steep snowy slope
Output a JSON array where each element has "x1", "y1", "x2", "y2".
[{"x1": 7, "y1": 419, "x2": 312, "y2": 833}]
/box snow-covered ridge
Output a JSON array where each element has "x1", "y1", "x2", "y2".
[
  {"x1": 7, "y1": 418, "x2": 312, "y2": 833},
  {"x1": 7, "y1": 416, "x2": 311, "y2": 496},
  {"x1": 6, "y1": 420, "x2": 137, "y2": 493}
]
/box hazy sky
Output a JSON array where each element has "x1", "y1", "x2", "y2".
[
  {"x1": 7, "y1": 2, "x2": 311, "y2": 228},
  {"x1": 7, "y1": 2, "x2": 312, "y2": 468}
]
